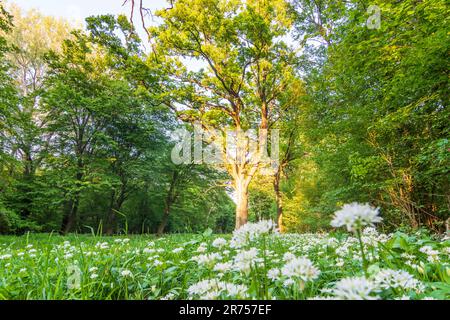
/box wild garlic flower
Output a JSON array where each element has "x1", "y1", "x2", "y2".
[
  {"x1": 161, "y1": 293, "x2": 176, "y2": 300},
  {"x1": 419, "y1": 246, "x2": 440, "y2": 263},
  {"x1": 325, "y1": 276, "x2": 378, "y2": 300},
  {"x1": 331, "y1": 203, "x2": 382, "y2": 232},
  {"x1": 172, "y1": 247, "x2": 184, "y2": 254},
  {"x1": 372, "y1": 269, "x2": 424, "y2": 292},
  {"x1": 230, "y1": 220, "x2": 277, "y2": 248},
  {"x1": 212, "y1": 238, "x2": 228, "y2": 248},
  {"x1": 187, "y1": 279, "x2": 248, "y2": 300},
  {"x1": 280, "y1": 256, "x2": 320, "y2": 284},
  {"x1": 282, "y1": 252, "x2": 296, "y2": 262},
  {"x1": 213, "y1": 262, "x2": 233, "y2": 273},
  {"x1": 196, "y1": 244, "x2": 208, "y2": 253},
  {"x1": 120, "y1": 269, "x2": 133, "y2": 277},
  {"x1": 153, "y1": 259, "x2": 163, "y2": 267},
  {"x1": 233, "y1": 248, "x2": 260, "y2": 274},
  {"x1": 267, "y1": 268, "x2": 281, "y2": 281},
  {"x1": 195, "y1": 253, "x2": 222, "y2": 267}
]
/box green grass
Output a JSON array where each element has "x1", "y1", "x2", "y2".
[{"x1": 0, "y1": 229, "x2": 449, "y2": 300}]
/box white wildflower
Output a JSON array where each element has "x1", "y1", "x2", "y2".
[
  {"x1": 188, "y1": 279, "x2": 248, "y2": 299},
  {"x1": 64, "y1": 253, "x2": 73, "y2": 259},
  {"x1": 214, "y1": 262, "x2": 233, "y2": 273},
  {"x1": 372, "y1": 269, "x2": 424, "y2": 292},
  {"x1": 395, "y1": 295, "x2": 411, "y2": 300},
  {"x1": 233, "y1": 248, "x2": 260, "y2": 274},
  {"x1": 196, "y1": 244, "x2": 208, "y2": 253},
  {"x1": 161, "y1": 293, "x2": 176, "y2": 300},
  {"x1": 283, "y1": 278, "x2": 295, "y2": 287},
  {"x1": 283, "y1": 252, "x2": 296, "y2": 262},
  {"x1": 331, "y1": 203, "x2": 382, "y2": 232},
  {"x1": 153, "y1": 259, "x2": 163, "y2": 267},
  {"x1": 419, "y1": 246, "x2": 440, "y2": 263},
  {"x1": 212, "y1": 238, "x2": 228, "y2": 248},
  {"x1": 120, "y1": 269, "x2": 133, "y2": 277},
  {"x1": 195, "y1": 253, "x2": 222, "y2": 267},
  {"x1": 267, "y1": 268, "x2": 281, "y2": 281},
  {"x1": 280, "y1": 256, "x2": 320, "y2": 284},
  {"x1": 326, "y1": 276, "x2": 378, "y2": 300},
  {"x1": 230, "y1": 220, "x2": 277, "y2": 248}
]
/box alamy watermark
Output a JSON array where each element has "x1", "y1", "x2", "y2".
[
  {"x1": 67, "y1": 264, "x2": 81, "y2": 290},
  {"x1": 170, "y1": 6, "x2": 381, "y2": 172},
  {"x1": 171, "y1": 122, "x2": 280, "y2": 174},
  {"x1": 367, "y1": 5, "x2": 381, "y2": 30}
]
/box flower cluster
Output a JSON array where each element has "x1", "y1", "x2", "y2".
[
  {"x1": 323, "y1": 276, "x2": 378, "y2": 300},
  {"x1": 0, "y1": 224, "x2": 447, "y2": 300},
  {"x1": 194, "y1": 253, "x2": 222, "y2": 267},
  {"x1": 188, "y1": 279, "x2": 248, "y2": 299},
  {"x1": 279, "y1": 256, "x2": 320, "y2": 288},
  {"x1": 331, "y1": 202, "x2": 382, "y2": 232},
  {"x1": 233, "y1": 247, "x2": 261, "y2": 274},
  {"x1": 371, "y1": 269, "x2": 424, "y2": 292},
  {"x1": 230, "y1": 220, "x2": 278, "y2": 248}
]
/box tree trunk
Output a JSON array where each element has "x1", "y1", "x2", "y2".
[
  {"x1": 105, "y1": 213, "x2": 117, "y2": 235},
  {"x1": 446, "y1": 217, "x2": 450, "y2": 235},
  {"x1": 61, "y1": 197, "x2": 79, "y2": 234},
  {"x1": 157, "y1": 206, "x2": 170, "y2": 236},
  {"x1": 61, "y1": 162, "x2": 83, "y2": 234},
  {"x1": 105, "y1": 185, "x2": 127, "y2": 235},
  {"x1": 105, "y1": 191, "x2": 117, "y2": 236},
  {"x1": 235, "y1": 176, "x2": 249, "y2": 230},
  {"x1": 273, "y1": 169, "x2": 284, "y2": 233},
  {"x1": 156, "y1": 170, "x2": 179, "y2": 236}
]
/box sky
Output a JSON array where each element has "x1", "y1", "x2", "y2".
[
  {"x1": 7, "y1": 0, "x2": 204, "y2": 70},
  {"x1": 7, "y1": 0, "x2": 169, "y2": 25}
]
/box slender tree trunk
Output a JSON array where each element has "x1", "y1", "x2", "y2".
[
  {"x1": 157, "y1": 205, "x2": 170, "y2": 236},
  {"x1": 156, "y1": 170, "x2": 179, "y2": 236},
  {"x1": 105, "y1": 191, "x2": 117, "y2": 236},
  {"x1": 61, "y1": 195, "x2": 79, "y2": 234},
  {"x1": 273, "y1": 169, "x2": 284, "y2": 233},
  {"x1": 61, "y1": 159, "x2": 83, "y2": 234},
  {"x1": 235, "y1": 175, "x2": 249, "y2": 230},
  {"x1": 106, "y1": 197, "x2": 126, "y2": 235},
  {"x1": 18, "y1": 149, "x2": 34, "y2": 219}
]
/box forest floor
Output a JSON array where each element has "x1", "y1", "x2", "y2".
[{"x1": 0, "y1": 227, "x2": 449, "y2": 300}]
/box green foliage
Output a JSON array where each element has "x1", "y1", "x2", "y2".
[
  {"x1": 0, "y1": 11, "x2": 234, "y2": 235},
  {"x1": 0, "y1": 200, "x2": 20, "y2": 233},
  {"x1": 283, "y1": 0, "x2": 450, "y2": 232}
]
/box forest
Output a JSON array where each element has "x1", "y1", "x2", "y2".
[
  {"x1": 0, "y1": 0, "x2": 449, "y2": 302},
  {"x1": 0, "y1": 0, "x2": 448, "y2": 236}
]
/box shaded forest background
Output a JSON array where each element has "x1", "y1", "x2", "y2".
[{"x1": 0, "y1": 0, "x2": 448, "y2": 235}]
